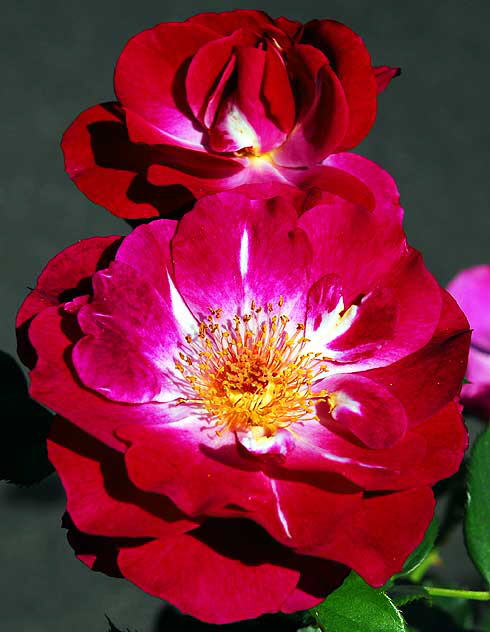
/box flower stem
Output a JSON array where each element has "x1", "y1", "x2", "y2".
[{"x1": 424, "y1": 586, "x2": 490, "y2": 601}]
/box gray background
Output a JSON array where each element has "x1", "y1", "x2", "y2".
[{"x1": 1, "y1": 1, "x2": 489, "y2": 630}]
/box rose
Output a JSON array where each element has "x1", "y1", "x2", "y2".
[
  {"x1": 448, "y1": 265, "x2": 490, "y2": 419},
  {"x1": 61, "y1": 9, "x2": 398, "y2": 220},
  {"x1": 18, "y1": 156, "x2": 468, "y2": 623}
]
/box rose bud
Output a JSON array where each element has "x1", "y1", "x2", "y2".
[
  {"x1": 61, "y1": 10, "x2": 398, "y2": 220},
  {"x1": 18, "y1": 157, "x2": 468, "y2": 624},
  {"x1": 448, "y1": 265, "x2": 490, "y2": 419}
]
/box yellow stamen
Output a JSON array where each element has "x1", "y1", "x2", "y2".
[{"x1": 174, "y1": 299, "x2": 330, "y2": 436}]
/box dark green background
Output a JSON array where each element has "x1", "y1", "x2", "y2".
[{"x1": 1, "y1": 1, "x2": 489, "y2": 630}]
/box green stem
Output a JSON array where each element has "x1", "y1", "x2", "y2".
[
  {"x1": 424, "y1": 586, "x2": 490, "y2": 601},
  {"x1": 408, "y1": 550, "x2": 441, "y2": 583}
]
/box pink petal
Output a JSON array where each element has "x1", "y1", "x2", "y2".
[
  {"x1": 324, "y1": 152, "x2": 404, "y2": 233},
  {"x1": 325, "y1": 250, "x2": 441, "y2": 370},
  {"x1": 74, "y1": 260, "x2": 183, "y2": 404},
  {"x1": 48, "y1": 416, "x2": 196, "y2": 537},
  {"x1": 28, "y1": 306, "x2": 173, "y2": 450},
  {"x1": 447, "y1": 264, "x2": 490, "y2": 350},
  {"x1": 171, "y1": 192, "x2": 312, "y2": 318},
  {"x1": 317, "y1": 374, "x2": 408, "y2": 449},
  {"x1": 461, "y1": 372, "x2": 490, "y2": 420},
  {"x1": 17, "y1": 236, "x2": 121, "y2": 368},
  {"x1": 362, "y1": 288, "x2": 470, "y2": 425},
  {"x1": 114, "y1": 220, "x2": 176, "y2": 296},
  {"x1": 287, "y1": 163, "x2": 376, "y2": 212},
  {"x1": 282, "y1": 418, "x2": 424, "y2": 490},
  {"x1": 299, "y1": 201, "x2": 400, "y2": 305}
]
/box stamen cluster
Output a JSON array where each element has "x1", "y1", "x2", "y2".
[{"x1": 175, "y1": 298, "x2": 330, "y2": 435}]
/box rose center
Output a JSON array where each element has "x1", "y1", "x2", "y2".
[{"x1": 175, "y1": 299, "x2": 330, "y2": 436}]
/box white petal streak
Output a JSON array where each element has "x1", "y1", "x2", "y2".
[
  {"x1": 167, "y1": 272, "x2": 198, "y2": 336},
  {"x1": 239, "y1": 228, "x2": 249, "y2": 280},
  {"x1": 330, "y1": 391, "x2": 361, "y2": 420},
  {"x1": 292, "y1": 431, "x2": 390, "y2": 471},
  {"x1": 270, "y1": 479, "x2": 292, "y2": 539}
]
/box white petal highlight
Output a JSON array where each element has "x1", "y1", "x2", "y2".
[
  {"x1": 239, "y1": 228, "x2": 249, "y2": 280},
  {"x1": 167, "y1": 272, "x2": 198, "y2": 337},
  {"x1": 270, "y1": 479, "x2": 292, "y2": 539}
]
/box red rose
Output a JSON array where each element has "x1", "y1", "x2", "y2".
[
  {"x1": 18, "y1": 156, "x2": 468, "y2": 623},
  {"x1": 61, "y1": 10, "x2": 398, "y2": 219}
]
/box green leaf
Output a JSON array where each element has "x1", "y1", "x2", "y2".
[
  {"x1": 465, "y1": 425, "x2": 490, "y2": 585},
  {"x1": 389, "y1": 585, "x2": 431, "y2": 607},
  {"x1": 311, "y1": 573, "x2": 407, "y2": 632},
  {"x1": 396, "y1": 516, "x2": 438, "y2": 579}
]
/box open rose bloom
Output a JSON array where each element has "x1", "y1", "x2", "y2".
[
  {"x1": 18, "y1": 156, "x2": 469, "y2": 623},
  {"x1": 448, "y1": 265, "x2": 490, "y2": 419},
  {"x1": 62, "y1": 9, "x2": 398, "y2": 219}
]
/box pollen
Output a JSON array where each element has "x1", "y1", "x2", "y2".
[{"x1": 174, "y1": 298, "x2": 330, "y2": 436}]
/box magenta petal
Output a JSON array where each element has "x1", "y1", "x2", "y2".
[
  {"x1": 28, "y1": 307, "x2": 171, "y2": 450},
  {"x1": 362, "y1": 288, "x2": 470, "y2": 425},
  {"x1": 307, "y1": 488, "x2": 435, "y2": 586},
  {"x1": 16, "y1": 236, "x2": 121, "y2": 368},
  {"x1": 117, "y1": 527, "x2": 300, "y2": 624},
  {"x1": 299, "y1": 199, "x2": 404, "y2": 305},
  {"x1": 185, "y1": 29, "x2": 256, "y2": 127},
  {"x1": 306, "y1": 274, "x2": 343, "y2": 330},
  {"x1": 323, "y1": 152, "x2": 405, "y2": 239},
  {"x1": 48, "y1": 417, "x2": 196, "y2": 538},
  {"x1": 118, "y1": 422, "x2": 272, "y2": 517},
  {"x1": 448, "y1": 265, "x2": 490, "y2": 350},
  {"x1": 319, "y1": 374, "x2": 408, "y2": 449},
  {"x1": 282, "y1": 419, "x2": 424, "y2": 490},
  {"x1": 324, "y1": 251, "x2": 441, "y2": 370},
  {"x1": 262, "y1": 478, "x2": 362, "y2": 549},
  {"x1": 74, "y1": 260, "x2": 183, "y2": 403},
  {"x1": 388, "y1": 402, "x2": 467, "y2": 489},
  {"x1": 119, "y1": 421, "x2": 359, "y2": 551},
  {"x1": 171, "y1": 192, "x2": 312, "y2": 318},
  {"x1": 288, "y1": 164, "x2": 376, "y2": 212},
  {"x1": 114, "y1": 220, "x2": 176, "y2": 295}
]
